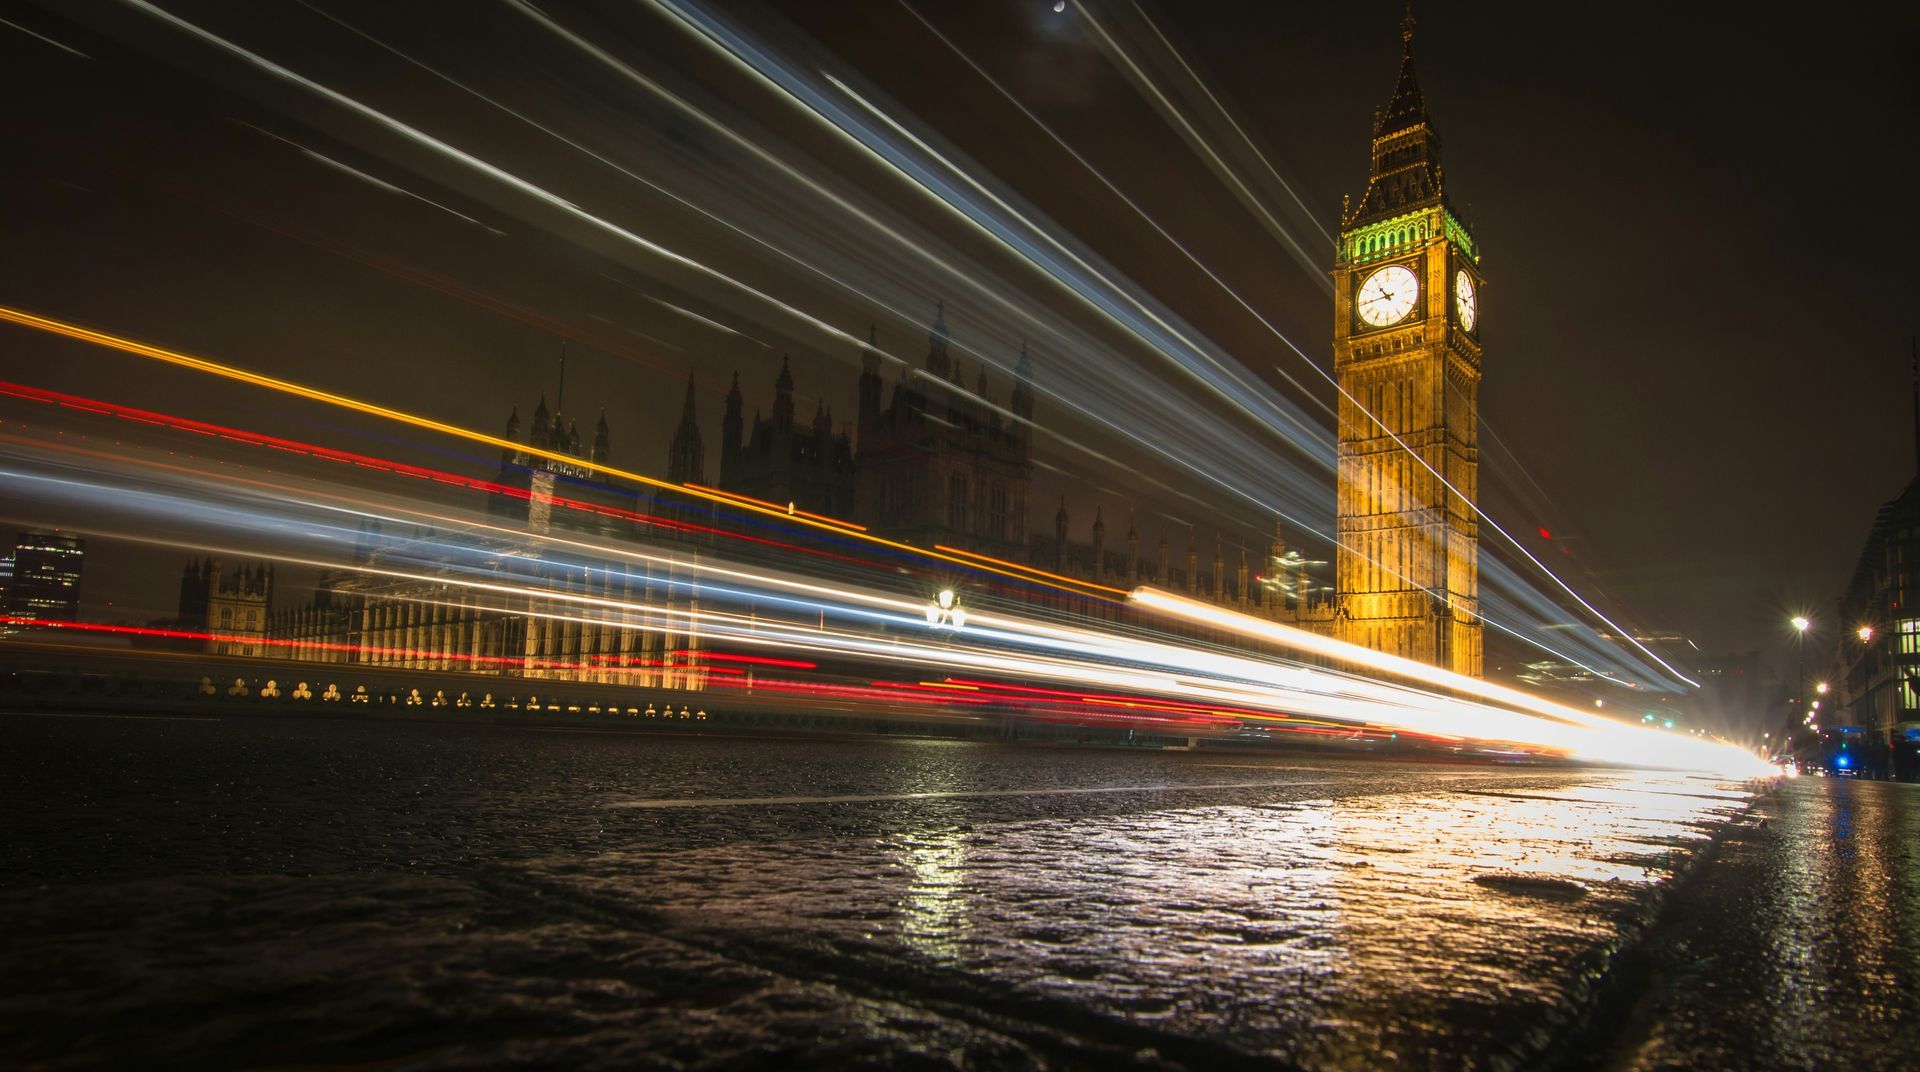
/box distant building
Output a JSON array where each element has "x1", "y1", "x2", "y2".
[
  {"x1": 2, "y1": 530, "x2": 84, "y2": 623},
  {"x1": 248, "y1": 383, "x2": 708, "y2": 689},
  {"x1": 718, "y1": 356, "x2": 857, "y2": 520},
  {"x1": 177, "y1": 558, "x2": 273, "y2": 657},
  {"x1": 1834, "y1": 466, "x2": 1920, "y2": 780},
  {"x1": 681, "y1": 302, "x2": 1338, "y2": 626},
  {"x1": 853, "y1": 310, "x2": 1030, "y2": 558}
]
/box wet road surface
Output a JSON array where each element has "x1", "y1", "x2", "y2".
[
  {"x1": 1596, "y1": 776, "x2": 1920, "y2": 1072},
  {"x1": 1, "y1": 711, "x2": 1767, "y2": 1069}
]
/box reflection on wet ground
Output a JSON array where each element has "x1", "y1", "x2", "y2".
[
  {"x1": 0, "y1": 712, "x2": 1763, "y2": 1069},
  {"x1": 1601, "y1": 777, "x2": 1920, "y2": 1072}
]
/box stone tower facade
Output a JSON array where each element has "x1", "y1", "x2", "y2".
[
  {"x1": 178, "y1": 558, "x2": 273, "y2": 657},
  {"x1": 1332, "y1": 9, "x2": 1483, "y2": 677},
  {"x1": 853, "y1": 305, "x2": 1033, "y2": 557}
]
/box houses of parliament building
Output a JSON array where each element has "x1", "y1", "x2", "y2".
[{"x1": 195, "y1": 14, "x2": 1484, "y2": 685}]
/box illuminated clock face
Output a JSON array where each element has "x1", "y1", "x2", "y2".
[
  {"x1": 1355, "y1": 264, "x2": 1418, "y2": 327},
  {"x1": 1455, "y1": 270, "x2": 1477, "y2": 332}
]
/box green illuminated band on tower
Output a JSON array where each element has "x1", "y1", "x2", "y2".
[
  {"x1": 1443, "y1": 210, "x2": 1478, "y2": 264},
  {"x1": 1343, "y1": 209, "x2": 1431, "y2": 264},
  {"x1": 1341, "y1": 207, "x2": 1479, "y2": 267}
]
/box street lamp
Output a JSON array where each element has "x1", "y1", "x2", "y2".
[
  {"x1": 925, "y1": 588, "x2": 966, "y2": 630},
  {"x1": 1792, "y1": 616, "x2": 1811, "y2": 634},
  {"x1": 1858, "y1": 625, "x2": 1875, "y2": 643},
  {"x1": 1816, "y1": 681, "x2": 1830, "y2": 695}
]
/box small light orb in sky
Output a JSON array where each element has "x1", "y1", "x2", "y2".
[{"x1": 1053, "y1": 1, "x2": 1066, "y2": 12}]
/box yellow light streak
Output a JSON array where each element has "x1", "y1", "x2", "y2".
[
  {"x1": 0, "y1": 303, "x2": 1117, "y2": 601},
  {"x1": 1130, "y1": 586, "x2": 1771, "y2": 776},
  {"x1": 683, "y1": 482, "x2": 867, "y2": 530},
  {"x1": 933, "y1": 543, "x2": 1128, "y2": 597}
]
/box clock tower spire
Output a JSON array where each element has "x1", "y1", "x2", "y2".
[{"x1": 1331, "y1": 7, "x2": 1484, "y2": 677}]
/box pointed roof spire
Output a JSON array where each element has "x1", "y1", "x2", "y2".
[
  {"x1": 681, "y1": 371, "x2": 699, "y2": 422},
  {"x1": 776, "y1": 353, "x2": 794, "y2": 392},
  {"x1": 555, "y1": 342, "x2": 567, "y2": 414},
  {"x1": 1378, "y1": 5, "x2": 1427, "y2": 137},
  {"x1": 596, "y1": 406, "x2": 609, "y2": 433}
]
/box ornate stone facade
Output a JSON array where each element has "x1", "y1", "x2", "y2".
[
  {"x1": 1331, "y1": 11, "x2": 1483, "y2": 677},
  {"x1": 178, "y1": 558, "x2": 272, "y2": 657}
]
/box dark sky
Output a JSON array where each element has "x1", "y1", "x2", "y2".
[{"x1": 1, "y1": 0, "x2": 1915, "y2": 679}]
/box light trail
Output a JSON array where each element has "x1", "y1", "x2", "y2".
[
  {"x1": 896, "y1": 0, "x2": 1335, "y2": 412},
  {"x1": 1124, "y1": 0, "x2": 1333, "y2": 250},
  {"x1": 1129, "y1": 587, "x2": 1757, "y2": 772},
  {"x1": 108, "y1": 0, "x2": 1681, "y2": 690},
  {"x1": 901, "y1": 1, "x2": 1697, "y2": 689},
  {"x1": 0, "y1": 305, "x2": 1121, "y2": 602},
  {"x1": 5, "y1": 355, "x2": 1651, "y2": 709},
  {"x1": 0, "y1": 14, "x2": 91, "y2": 60},
  {"x1": 231, "y1": 120, "x2": 507, "y2": 236},
  {"x1": 493, "y1": 0, "x2": 1348, "y2": 555},
  {"x1": 0, "y1": 473, "x2": 1711, "y2": 766},
  {"x1": 1070, "y1": 1, "x2": 1328, "y2": 282},
  {"x1": 629, "y1": 0, "x2": 1698, "y2": 691},
  {"x1": 0, "y1": 433, "x2": 1767, "y2": 775}
]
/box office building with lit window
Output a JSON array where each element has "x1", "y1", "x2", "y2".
[
  {"x1": 1, "y1": 530, "x2": 85, "y2": 625},
  {"x1": 1835, "y1": 472, "x2": 1920, "y2": 780}
]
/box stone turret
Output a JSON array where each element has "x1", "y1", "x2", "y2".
[{"x1": 668, "y1": 373, "x2": 704, "y2": 485}]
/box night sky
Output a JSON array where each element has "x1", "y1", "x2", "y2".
[{"x1": 2, "y1": 0, "x2": 1915, "y2": 679}]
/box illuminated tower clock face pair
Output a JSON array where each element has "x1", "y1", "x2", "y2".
[{"x1": 1355, "y1": 264, "x2": 1478, "y2": 332}]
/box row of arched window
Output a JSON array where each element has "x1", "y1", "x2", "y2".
[{"x1": 1351, "y1": 219, "x2": 1431, "y2": 261}]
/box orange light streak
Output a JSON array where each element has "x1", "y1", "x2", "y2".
[
  {"x1": 683, "y1": 482, "x2": 868, "y2": 531},
  {"x1": 934, "y1": 543, "x2": 1129, "y2": 597},
  {"x1": 0, "y1": 304, "x2": 1117, "y2": 602}
]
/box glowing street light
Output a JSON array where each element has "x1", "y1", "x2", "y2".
[
  {"x1": 1816, "y1": 682, "x2": 1830, "y2": 695},
  {"x1": 1791, "y1": 615, "x2": 1811, "y2": 634},
  {"x1": 1858, "y1": 625, "x2": 1876, "y2": 643},
  {"x1": 925, "y1": 588, "x2": 966, "y2": 629}
]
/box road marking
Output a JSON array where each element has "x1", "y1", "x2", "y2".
[
  {"x1": 611, "y1": 779, "x2": 1336, "y2": 809},
  {"x1": 1, "y1": 710, "x2": 222, "y2": 722}
]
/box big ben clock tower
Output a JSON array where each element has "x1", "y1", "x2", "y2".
[{"x1": 1333, "y1": 7, "x2": 1483, "y2": 677}]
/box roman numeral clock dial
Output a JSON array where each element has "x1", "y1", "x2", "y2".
[
  {"x1": 1455, "y1": 269, "x2": 1477, "y2": 332},
  {"x1": 1356, "y1": 264, "x2": 1418, "y2": 327}
]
